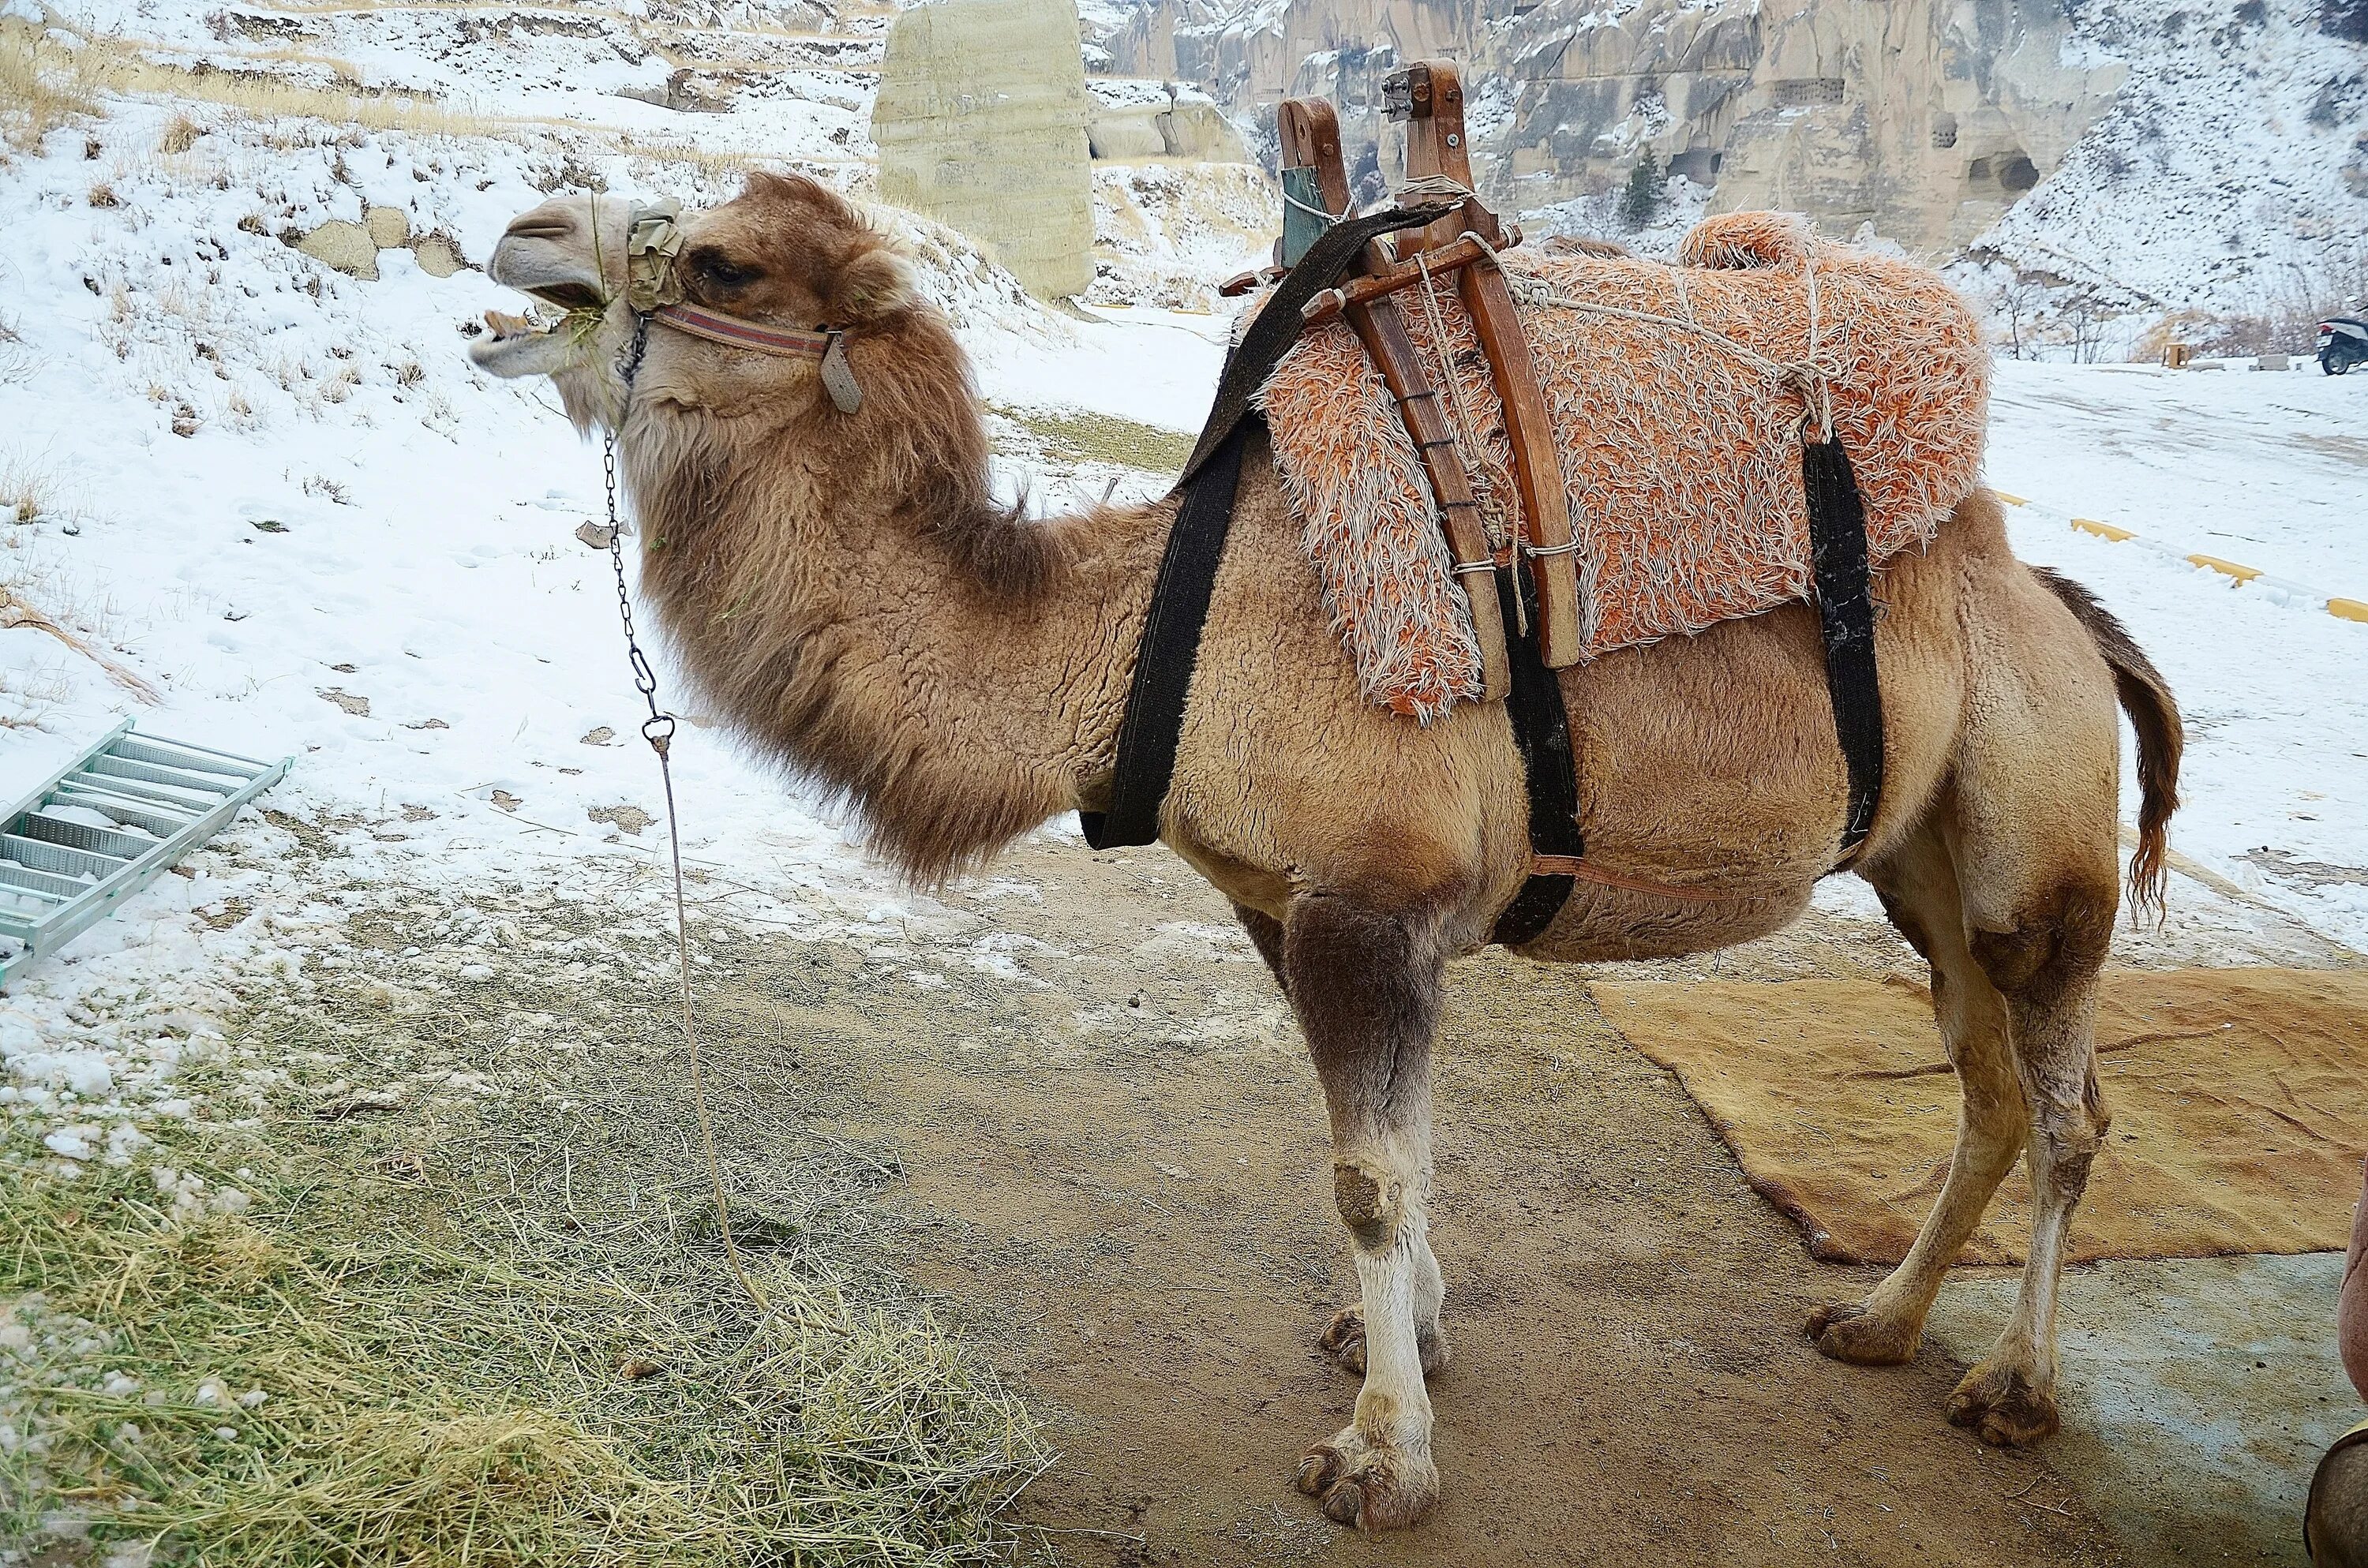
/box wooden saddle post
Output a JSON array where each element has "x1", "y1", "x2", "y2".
[
  {"x1": 1382, "y1": 61, "x2": 1584, "y2": 670},
  {"x1": 1278, "y1": 95, "x2": 1512, "y2": 702}
]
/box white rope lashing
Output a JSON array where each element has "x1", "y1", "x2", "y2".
[{"x1": 1463, "y1": 230, "x2": 1846, "y2": 444}]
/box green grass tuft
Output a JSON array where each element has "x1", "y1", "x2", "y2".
[{"x1": 990, "y1": 403, "x2": 1195, "y2": 477}]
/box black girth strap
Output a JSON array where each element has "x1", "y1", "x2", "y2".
[
  {"x1": 1493, "y1": 437, "x2": 1887, "y2": 945},
  {"x1": 1489, "y1": 567, "x2": 1582, "y2": 945},
  {"x1": 1802, "y1": 437, "x2": 1886, "y2": 858},
  {"x1": 1080, "y1": 421, "x2": 1250, "y2": 850},
  {"x1": 1082, "y1": 202, "x2": 1454, "y2": 853}
]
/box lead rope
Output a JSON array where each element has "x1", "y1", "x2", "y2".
[{"x1": 601, "y1": 312, "x2": 768, "y2": 1314}]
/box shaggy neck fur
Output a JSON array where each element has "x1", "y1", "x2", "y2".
[{"x1": 620, "y1": 306, "x2": 1167, "y2": 885}]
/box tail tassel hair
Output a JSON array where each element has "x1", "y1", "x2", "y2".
[{"x1": 2029, "y1": 565, "x2": 2184, "y2": 924}]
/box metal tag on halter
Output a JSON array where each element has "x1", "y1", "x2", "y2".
[{"x1": 818, "y1": 331, "x2": 863, "y2": 414}]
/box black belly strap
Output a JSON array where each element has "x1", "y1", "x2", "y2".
[
  {"x1": 1081, "y1": 202, "x2": 1453, "y2": 853},
  {"x1": 1492, "y1": 435, "x2": 1887, "y2": 945},
  {"x1": 1802, "y1": 436, "x2": 1887, "y2": 859}
]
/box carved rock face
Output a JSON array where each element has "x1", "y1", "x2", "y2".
[
  {"x1": 871, "y1": 0, "x2": 1097, "y2": 300},
  {"x1": 1107, "y1": 0, "x2": 2124, "y2": 253}
]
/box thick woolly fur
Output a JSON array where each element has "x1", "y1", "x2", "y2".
[{"x1": 478, "y1": 174, "x2": 2184, "y2": 1527}]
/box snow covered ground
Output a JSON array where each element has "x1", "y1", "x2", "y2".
[{"x1": 1988, "y1": 357, "x2": 2368, "y2": 952}]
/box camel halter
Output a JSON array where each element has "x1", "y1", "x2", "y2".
[{"x1": 612, "y1": 198, "x2": 864, "y2": 415}]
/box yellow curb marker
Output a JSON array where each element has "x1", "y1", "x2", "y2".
[
  {"x1": 2071, "y1": 517, "x2": 2136, "y2": 542},
  {"x1": 1991, "y1": 485, "x2": 2359, "y2": 626},
  {"x1": 2186, "y1": 553, "x2": 2262, "y2": 584}
]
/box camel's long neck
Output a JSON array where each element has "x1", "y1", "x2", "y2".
[{"x1": 628, "y1": 402, "x2": 1166, "y2": 884}]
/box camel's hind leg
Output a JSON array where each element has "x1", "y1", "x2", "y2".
[
  {"x1": 1858, "y1": 567, "x2": 2123, "y2": 1446},
  {"x1": 1947, "y1": 869, "x2": 2115, "y2": 1446},
  {"x1": 1808, "y1": 813, "x2": 2029, "y2": 1367}
]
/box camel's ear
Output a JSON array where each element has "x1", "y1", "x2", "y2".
[{"x1": 830, "y1": 247, "x2": 916, "y2": 324}]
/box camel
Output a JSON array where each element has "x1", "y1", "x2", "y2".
[{"x1": 469, "y1": 173, "x2": 2183, "y2": 1532}]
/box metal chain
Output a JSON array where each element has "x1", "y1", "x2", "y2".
[{"x1": 599, "y1": 309, "x2": 766, "y2": 1315}]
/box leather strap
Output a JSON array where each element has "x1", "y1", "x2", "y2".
[
  {"x1": 650, "y1": 305, "x2": 863, "y2": 413},
  {"x1": 1177, "y1": 204, "x2": 1453, "y2": 488},
  {"x1": 1489, "y1": 567, "x2": 1583, "y2": 945},
  {"x1": 1803, "y1": 437, "x2": 1886, "y2": 858},
  {"x1": 1079, "y1": 421, "x2": 1250, "y2": 850},
  {"x1": 1081, "y1": 203, "x2": 1456, "y2": 854}
]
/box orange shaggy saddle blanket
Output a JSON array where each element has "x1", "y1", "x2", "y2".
[{"x1": 1256, "y1": 212, "x2": 1990, "y2": 720}]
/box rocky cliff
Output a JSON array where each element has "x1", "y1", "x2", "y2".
[
  {"x1": 1107, "y1": 0, "x2": 2123, "y2": 251},
  {"x1": 1100, "y1": 0, "x2": 2368, "y2": 315}
]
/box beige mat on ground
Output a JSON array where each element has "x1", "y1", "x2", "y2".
[{"x1": 1590, "y1": 967, "x2": 2368, "y2": 1265}]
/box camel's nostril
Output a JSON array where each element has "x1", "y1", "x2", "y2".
[{"x1": 504, "y1": 213, "x2": 574, "y2": 241}]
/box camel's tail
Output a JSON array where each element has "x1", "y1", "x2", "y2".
[{"x1": 2029, "y1": 566, "x2": 2184, "y2": 922}]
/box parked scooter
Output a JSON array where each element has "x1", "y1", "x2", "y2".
[{"x1": 2319, "y1": 317, "x2": 2368, "y2": 376}]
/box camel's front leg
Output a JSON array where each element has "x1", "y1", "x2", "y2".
[
  {"x1": 1237, "y1": 904, "x2": 1452, "y2": 1379},
  {"x1": 1281, "y1": 889, "x2": 1446, "y2": 1530}
]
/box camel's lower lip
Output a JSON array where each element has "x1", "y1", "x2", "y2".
[{"x1": 481, "y1": 309, "x2": 553, "y2": 342}]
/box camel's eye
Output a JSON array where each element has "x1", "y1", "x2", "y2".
[{"x1": 691, "y1": 249, "x2": 758, "y2": 290}]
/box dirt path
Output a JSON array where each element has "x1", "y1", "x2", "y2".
[{"x1": 703, "y1": 839, "x2": 2126, "y2": 1566}]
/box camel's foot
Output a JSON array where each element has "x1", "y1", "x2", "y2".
[
  {"x1": 1805, "y1": 1300, "x2": 1921, "y2": 1367},
  {"x1": 1294, "y1": 1424, "x2": 1438, "y2": 1530},
  {"x1": 1946, "y1": 1359, "x2": 2060, "y2": 1447},
  {"x1": 1317, "y1": 1306, "x2": 1449, "y2": 1377}
]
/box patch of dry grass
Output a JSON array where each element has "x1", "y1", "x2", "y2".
[
  {"x1": 6, "y1": 12, "x2": 832, "y2": 182},
  {"x1": 0, "y1": 12, "x2": 101, "y2": 149},
  {"x1": 991, "y1": 402, "x2": 1195, "y2": 477},
  {"x1": 0, "y1": 897, "x2": 1048, "y2": 1566},
  {"x1": 0, "y1": 448, "x2": 57, "y2": 523}
]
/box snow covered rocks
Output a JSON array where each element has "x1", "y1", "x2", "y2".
[{"x1": 290, "y1": 208, "x2": 466, "y2": 282}]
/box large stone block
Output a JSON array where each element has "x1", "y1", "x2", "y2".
[
  {"x1": 295, "y1": 219, "x2": 378, "y2": 280},
  {"x1": 872, "y1": 0, "x2": 1096, "y2": 299},
  {"x1": 365, "y1": 204, "x2": 410, "y2": 249}
]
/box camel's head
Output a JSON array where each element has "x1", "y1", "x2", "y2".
[{"x1": 471, "y1": 173, "x2": 919, "y2": 429}]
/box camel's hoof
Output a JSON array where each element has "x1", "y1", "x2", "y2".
[
  {"x1": 1295, "y1": 1432, "x2": 1437, "y2": 1530},
  {"x1": 1806, "y1": 1300, "x2": 1920, "y2": 1366},
  {"x1": 1947, "y1": 1360, "x2": 2060, "y2": 1447},
  {"x1": 1317, "y1": 1306, "x2": 1450, "y2": 1377}
]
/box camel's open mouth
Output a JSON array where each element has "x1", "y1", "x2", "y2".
[
  {"x1": 469, "y1": 301, "x2": 604, "y2": 379},
  {"x1": 525, "y1": 281, "x2": 607, "y2": 314}
]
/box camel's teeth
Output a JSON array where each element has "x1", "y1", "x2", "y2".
[{"x1": 483, "y1": 309, "x2": 537, "y2": 341}]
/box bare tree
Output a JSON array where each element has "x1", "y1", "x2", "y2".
[{"x1": 1996, "y1": 272, "x2": 2047, "y2": 361}]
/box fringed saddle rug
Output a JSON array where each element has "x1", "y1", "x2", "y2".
[{"x1": 1257, "y1": 211, "x2": 1990, "y2": 721}]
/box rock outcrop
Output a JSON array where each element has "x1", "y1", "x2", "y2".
[
  {"x1": 1105, "y1": 0, "x2": 2127, "y2": 253},
  {"x1": 289, "y1": 209, "x2": 469, "y2": 281},
  {"x1": 872, "y1": 0, "x2": 1097, "y2": 298}
]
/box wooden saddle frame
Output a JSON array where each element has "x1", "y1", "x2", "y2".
[{"x1": 1268, "y1": 64, "x2": 1586, "y2": 686}]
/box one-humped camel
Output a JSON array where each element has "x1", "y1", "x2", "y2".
[{"x1": 470, "y1": 174, "x2": 2182, "y2": 1532}]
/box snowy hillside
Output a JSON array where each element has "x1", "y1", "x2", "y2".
[{"x1": 1973, "y1": 0, "x2": 2368, "y2": 333}]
